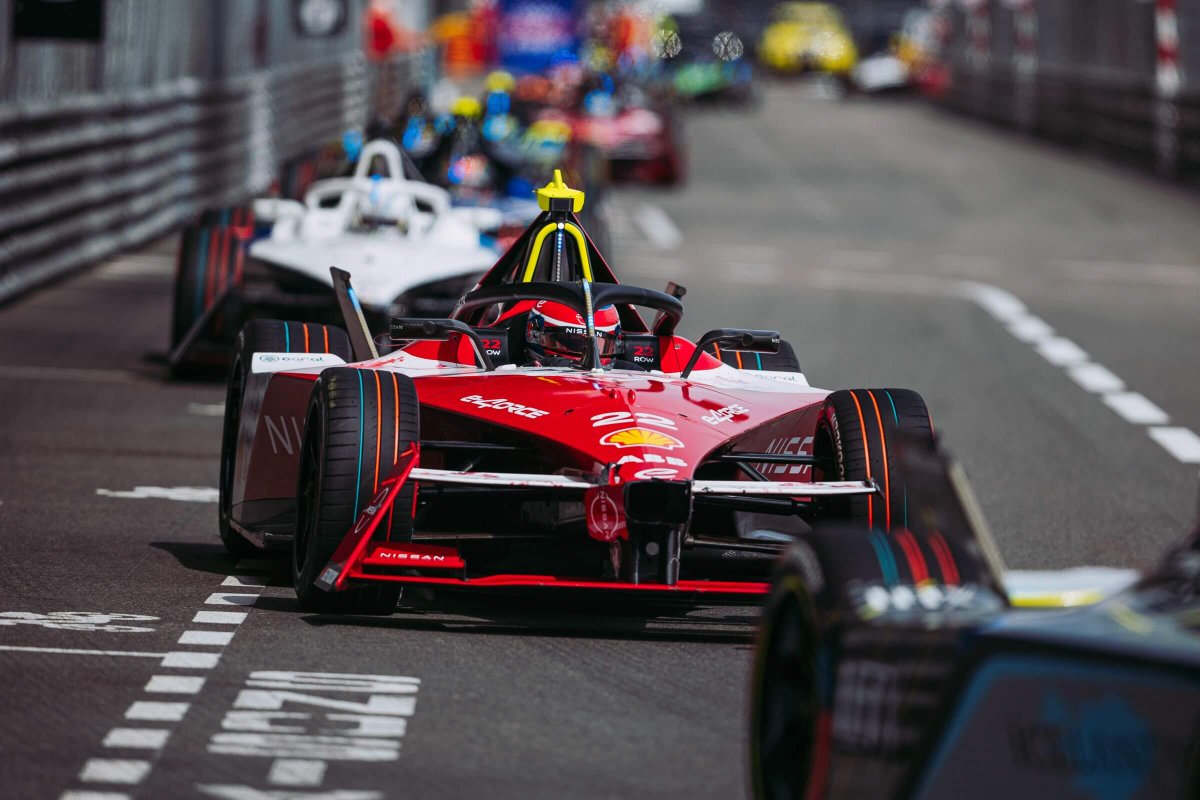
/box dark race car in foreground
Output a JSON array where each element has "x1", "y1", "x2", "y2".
[
  {"x1": 218, "y1": 173, "x2": 934, "y2": 612},
  {"x1": 751, "y1": 433, "x2": 1200, "y2": 799}
]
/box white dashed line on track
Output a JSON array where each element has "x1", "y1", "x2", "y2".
[
  {"x1": 103, "y1": 729, "x2": 172, "y2": 750},
  {"x1": 145, "y1": 675, "x2": 206, "y2": 694},
  {"x1": 1103, "y1": 392, "x2": 1170, "y2": 426},
  {"x1": 635, "y1": 203, "x2": 684, "y2": 250},
  {"x1": 59, "y1": 557, "x2": 274, "y2": 799},
  {"x1": 125, "y1": 701, "x2": 190, "y2": 722},
  {"x1": 1148, "y1": 427, "x2": 1200, "y2": 464},
  {"x1": 812, "y1": 270, "x2": 1200, "y2": 466}
]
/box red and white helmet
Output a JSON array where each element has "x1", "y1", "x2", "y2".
[{"x1": 525, "y1": 301, "x2": 621, "y2": 363}]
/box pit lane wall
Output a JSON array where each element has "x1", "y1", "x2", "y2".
[
  {"x1": 927, "y1": 0, "x2": 1200, "y2": 179},
  {"x1": 0, "y1": 0, "x2": 413, "y2": 304}
]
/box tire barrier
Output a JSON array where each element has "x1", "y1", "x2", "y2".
[
  {"x1": 926, "y1": 0, "x2": 1200, "y2": 179},
  {"x1": 0, "y1": 55, "x2": 367, "y2": 304}
]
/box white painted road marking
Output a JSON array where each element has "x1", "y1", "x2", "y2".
[
  {"x1": 1067, "y1": 363, "x2": 1125, "y2": 394},
  {"x1": 206, "y1": 593, "x2": 260, "y2": 607},
  {"x1": 267, "y1": 759, "x2": 328, "y2": 786},
  {"x1": 0, "y1": 611, "x2": 157, "y2": 632},
  {"x1": 62, "y1": 567, "x2": 270, "y2": 799},
  {"x1": 96, "y1": 486, "x2": 219, "y2": 503},
  {"x1": 1103, "y1": 392, "x2": 1170, "y2": 425},
  {"x1": 61, "y1": 791, "x2": 131, "y2": 800},
  {"x1": 145, "y1": 675, "x2": 206, "y2": 694},
  {"x1": 0, "y1": 645, "x2": 165, "y2": 658},
  {"x1": 812, "y1": 270, "x2": 1200, "y2": 465},
  {"x1": 179, "y1": 630, "x2": 235, "y2": 646},
  {"x1": 1034, "y1": 336, "x2": 1088, "y2": 367},
  {"x1": 1148, "y1": 427, "x2": 1200, "y2": 464},
  {"x1": 194, "y1": 610, "x2": 249, "y2": 624},
  {"x1": 161, "y1": 651, "x2": 221, "y2": 669},
  {"x1": 103, "y1": 728, "x2": 172, "y2": 750},
  {"x1": 125, "y1": 701, "x2": 190, "y2": 722},
  {"x1": 635, "y1": 204, "x2": 683, "y2": 250},
  {"x1": 222, "y1": 575, "x2": 269, "y2": 589},
  {"x1": 79, "y1": 758, "x2": 151, "y2": 784},
  {"x1": 188, "y1": 402, "x2": 226, "y2": 417}
]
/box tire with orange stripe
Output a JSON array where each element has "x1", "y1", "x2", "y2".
[
  {"x1": 171, "y1": 206, "x2": 254, "y2": 349},
  {"x1": 815, "y1": 388, "x2": 932, "y2": 530},
  {"x1": 218, "y1": 320, "x2": 353, "y2": 556},
  {"x1": 292, "y1": 367, "x2": 419, "y2": 614}
]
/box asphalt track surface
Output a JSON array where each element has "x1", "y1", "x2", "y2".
[{"x1": 3, "y1": 84, "x2": 1200, "y2": 799}]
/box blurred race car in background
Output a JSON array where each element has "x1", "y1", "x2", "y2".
[
  {"x1": 168, "y1": 140, "x2": 499, "y2": 373},
  {"x1": 217, "y1": 172, "x2": 936, "y2": 613},
  {"x1": 751, "y1": 433, "x2": 1200, "y2": 799},
  {"x1": 759, "y1": 2, "x2": 857, "y2": 82}
]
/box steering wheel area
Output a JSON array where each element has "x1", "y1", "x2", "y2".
[{"x1": 455, "y1": 281, "x2": 684, "y2": 370}]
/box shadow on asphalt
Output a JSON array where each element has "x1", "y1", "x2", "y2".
[
  {"x1": 252, "y1": 592, "x2": 760, "y2": 645},
  {"x1": 150, "y1": 541, "x2": 285, "y2": 577}
]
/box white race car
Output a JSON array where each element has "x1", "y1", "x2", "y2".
[{"x1": 169, "y1": 140, "x2": 500, "y2": 372}]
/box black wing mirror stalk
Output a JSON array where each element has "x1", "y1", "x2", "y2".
[{"x1": 390, "y1": 318, "x2": 495, "y2": 371}]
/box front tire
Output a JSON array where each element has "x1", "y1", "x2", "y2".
[
  {"x1": 292, "y1": 367, "x2": 419, "y2": 614},
  {"x1": 814, "y1": 388, "x2": 932, "y2": 528}
]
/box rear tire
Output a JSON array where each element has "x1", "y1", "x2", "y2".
[
  {"x1": 219, "y1": 320, "x2": 354, "y2": 557},
  {"x1": 171, "y1": 207, "x2": 253, "y2": 351},
  {"x1": 814, "y1": 388, "x2": 932, "y2": 528},
  {"x1": 292, "y1": 367, "x2": 419, "y2": 614}
]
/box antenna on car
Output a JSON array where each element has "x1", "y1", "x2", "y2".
[{"x1": 330, "y1": 267, "x2": 379, "y2": 362}]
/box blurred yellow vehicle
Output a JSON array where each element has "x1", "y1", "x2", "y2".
[{"x1": 758, "y1": 2, "x2": 857, "y2": 77}]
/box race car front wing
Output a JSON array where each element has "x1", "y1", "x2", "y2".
[{"x1": 316, "y1": 461, "x2": 877, "y2": 597}]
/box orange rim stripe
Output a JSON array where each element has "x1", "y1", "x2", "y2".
[
  {"x1": 867, "y1": 390, "x2": 891, "y2": 530},
  {"x1": 322, "y1": 325, "x2": 329, "y2": 353},
  {"x1": 712, "y1": 342, "x2": 722, "y2": 362},
  {"x1": 373, "y1": 372, "x2": 382, "y2": 493},
  {"x1": 847, "y1": 390, "x2": 873, "y2": 529},
  {"x1": 302, "y1": 323, "x2": 310, "y2": 353},
  {"x1": 735, "y1": 351, "x2": 743, "y2": 369}
]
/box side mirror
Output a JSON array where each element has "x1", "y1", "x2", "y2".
[
  {"x1": 680, "y1": 328, "x2": 780, "y2": 379},
  {"x1": 389, "y1": 317, "x2": 495, "y2": 371}
]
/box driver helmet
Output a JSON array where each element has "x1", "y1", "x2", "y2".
[{"x1": 525, "y1": 301, "x2": 621, "y2": 363}]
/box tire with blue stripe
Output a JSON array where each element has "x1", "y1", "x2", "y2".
[
  {"x1": 293, "y1": 367, "x2": 419, "y2": 613},
  {"x1": 219, "y1": 320, "x2": 353, "y2": 556},
  {"x1": 815, "y1": 388, "x2": 931, "y2": 528}
]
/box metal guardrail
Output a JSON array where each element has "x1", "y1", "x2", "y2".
[
  {"x1": 928, "y1": 0, "x2": 1198, "y2": 179},
  {"x1": 0, "y1": 55, "x2": 367, "y2": 303}
]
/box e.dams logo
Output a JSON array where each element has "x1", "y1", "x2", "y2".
[{"x1": 598, "y1": 427, "x2": 684, "y2": 450}]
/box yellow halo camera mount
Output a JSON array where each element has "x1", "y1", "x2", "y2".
[{"x1": 535, "y1": 169, "x2": 585, "y2": 213}]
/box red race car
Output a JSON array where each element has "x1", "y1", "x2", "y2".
[{"x1": 218, "y1": 172, "x2": 933, "y2": 612}]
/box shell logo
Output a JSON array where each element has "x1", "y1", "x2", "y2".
[{"x1": 598, "y1": 427, "x2": 684, "y2": 450}]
